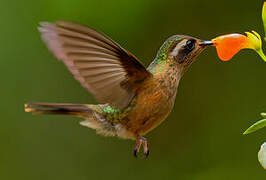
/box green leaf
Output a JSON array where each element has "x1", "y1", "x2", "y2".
[
  {"x1": 261, "y1": 112, "x2": 266, "y2": 118},
  {"x1": 243, "y1": 119, "x2": 266, "y2": 135},
  {"x1": 262, "y1": 2, "x2": 266, "y2": 41}
]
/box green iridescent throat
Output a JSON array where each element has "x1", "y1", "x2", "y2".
[{"x1": 148, "y1": 36, "x2": 181, "y2": 74}]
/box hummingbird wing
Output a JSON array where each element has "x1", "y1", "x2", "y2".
[{"x1": 38, "y1": 21, "x2": 152, "y2": 109}]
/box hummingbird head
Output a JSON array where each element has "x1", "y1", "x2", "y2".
[
  {"x1": 166, "y1": 35, "x2": 212, "y2": 69},
  {"x1": 152, "y1": 35, "x2": 212, "y2": 73}
]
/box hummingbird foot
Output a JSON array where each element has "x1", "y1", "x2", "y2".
[{"x1": 133, "y1": 136, "x2": 149, "y2": 158}]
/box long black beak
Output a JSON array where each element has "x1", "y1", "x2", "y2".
[{"x1": 199, "y1": 41, "x2": 213, "y2": 46}]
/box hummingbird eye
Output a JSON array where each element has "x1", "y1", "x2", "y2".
[
  {"x1": 170, "y1": 38, "x2": 197, "y2": 64},
  {"x1": 185, "y1": 39, "x2": 196, "y2": 51}
]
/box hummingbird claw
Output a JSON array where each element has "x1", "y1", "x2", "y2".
[
  {"x1": 133, "y1": 136, "x2": 149, "y2": 158},
  {"x1": 133, "y1": 148, "x2": 138, "y2": 158},
  {"x1": 143, "y1": 149, "x2": 149, "y2": 158}
]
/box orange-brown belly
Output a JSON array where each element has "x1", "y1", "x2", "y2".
[{"x1": 123, "y1": 82, "x2": 175, "y2": 136}]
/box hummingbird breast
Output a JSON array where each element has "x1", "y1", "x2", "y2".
[{"x1": 123, "y1": 63, "x2": 182, "y2": 137}]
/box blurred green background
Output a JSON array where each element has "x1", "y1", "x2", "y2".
[{"x1": 0, "y1": 0, "x2": 265, "y2": 179}]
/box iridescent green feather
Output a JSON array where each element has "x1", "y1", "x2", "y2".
[
  {"x1": 148, "y1": 36, "x2": 181, "y2": 73},
  {"x1": 93, "y1": 98, "x2": 137, "y2": 124}
]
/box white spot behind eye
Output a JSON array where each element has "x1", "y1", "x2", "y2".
[{"x1": 169, "y1": 40, "x2": 187, "y2": 57}]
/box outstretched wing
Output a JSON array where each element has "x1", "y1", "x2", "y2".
[{"x1": 38, "y1": 21, "x2": 152, "y2": 109}]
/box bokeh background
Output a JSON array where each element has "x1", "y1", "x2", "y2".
[{"x1": 0, "y1": 0, "x2": 265, "y2": 179}]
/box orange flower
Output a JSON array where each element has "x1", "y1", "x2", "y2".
[
  {"x1": 211, "y1": 31, "x2": 266, "y2": 62},
  {"x1": 211, "y1": 2, "x2": 266, "y2": 62}
]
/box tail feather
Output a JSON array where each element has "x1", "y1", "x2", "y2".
[
  {"x1": 24, "y1": 102, "x2": 125, "y2": 138},
  {"x1": 24, "y1": 102, "x2": 91, "y2": 115}
]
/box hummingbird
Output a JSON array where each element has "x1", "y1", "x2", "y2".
[{"x1": 25, "y1": 21, "x2": 213, "y2": 158}]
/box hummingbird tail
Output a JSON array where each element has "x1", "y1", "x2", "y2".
[
  {"x1": 24, "y1": 102, "x2": 123, "y2": 137},
  {"x1": 24, "y1": 102, "x2": 91, "y2": 115}
]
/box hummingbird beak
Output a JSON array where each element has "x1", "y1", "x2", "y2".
[{"x1": 199, "y1": 41, "x2": 213, "y2": 46}]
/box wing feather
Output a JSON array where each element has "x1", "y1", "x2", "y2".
[{"x1": 39, "y1": 21, "x2": 152, "y2": 109}]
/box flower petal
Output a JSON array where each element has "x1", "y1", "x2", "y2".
[
  {"x1": 211, "y1": 34, "x2": 248, "y2": 61},
  {"x1": 258, "y1": 142, "x2": 266, "y2": 170},
  {"x1": 245, "y1": 31, "x2": 262, "y2": 50}
]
